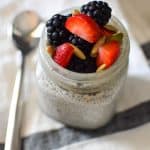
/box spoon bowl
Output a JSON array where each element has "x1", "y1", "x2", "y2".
[{"x1": 12, "y1": 10, "x2": 42, "y2": 54}]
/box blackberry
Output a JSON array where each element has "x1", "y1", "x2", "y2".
[
  {"x1": 46, "y1": 14, "x2": 70, "y2": 46},
  {"x1": 68, "y1": 34, "x2": 93, "y2": 55},
  {"x1": 81, "y1": 1, "x2": 112, "y2": 26},
  {"x1": 67, "y1": 55, "x2": 97, "y2": 73}
]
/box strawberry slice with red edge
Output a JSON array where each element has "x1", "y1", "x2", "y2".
[
  {"x1": 96, "y1": 40, "x2": 120, "y2": 68},
  {"x1": 53, "y1": 43, "x2": 74, "y2": 67},
  {"x1": 65, "y1": 14, "x2": 102, "y2": 43}
]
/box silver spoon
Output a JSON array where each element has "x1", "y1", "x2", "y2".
[{"x1": 4, "y1": 10, "x2": 44, "y2": 150}]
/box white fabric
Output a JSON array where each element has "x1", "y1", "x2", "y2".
[{"x1": 0, "y1": 1, "x2": 150, "y2": 150}]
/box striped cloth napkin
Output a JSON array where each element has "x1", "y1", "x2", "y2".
[{"x1": 0, "y1": 0, "x2": 150, "y2": 149}]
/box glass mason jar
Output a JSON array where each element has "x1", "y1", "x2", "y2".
[{"x1": 36, "y1": 8, "x2": 130, "y2": 129}]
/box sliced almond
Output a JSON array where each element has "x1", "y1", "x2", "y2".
[
  {"x1": 109, "y1": 32, "x2": 123, "y2": 43},
  {"x1": 90, "y1": 36, "x2": 106, "y2": 57},
  {"x1": 96, "y1": 64, "x2": 106, "y2": 72},
  {"x1": 70, "y1": 44, "x2": 86, "y2": 60},
  {"x1": 104, "y1": 25, "x2": 117, "y2": 33},
  {"x1": 72, "y1": 9, "x2": 80, "y2": 16},
  {"x1": 46, "y1": 45, "x2": 55, "y2": 56}
]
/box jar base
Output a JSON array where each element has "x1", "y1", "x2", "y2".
[{"x1": 37, "y1": 96, "x2": 116, "y2": 130}]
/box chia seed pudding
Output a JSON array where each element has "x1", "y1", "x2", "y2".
[{"x1": 36, "y1": 2, "x2": 130, "y2": 129}]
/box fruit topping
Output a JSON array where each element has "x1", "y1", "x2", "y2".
[
  {"x1": 53, "y1": 43, "x2": 74, "y2": 67},
  {"x1": 81, "y1": 1, "x2": 112, "y2": 26},
  {"x1": 70, "y1": 44, "x2": 86, "y2": 60},
  {"x1": 96, "y1": 41, "x2": 121, "y2": 68},
  {"x1": 101, "y1": 25, "x2": 117, "y2": 37},
  {"x1": 53, "y1": 42, "x2": 86, "y2": 68},
  {"x1": 108, "y1": 32, "x2": 123, "y2": 43},
  {"x1": 96, "y1": 64, "x2": 106, "y2": 72},
  {"x1": 67, "y1": 55, "x2": 97, "y2": 73},
  {"x1": 91, "y1": 36, "x2": 106, "y2": 57},
  {"x1": 72, "y1": 9, "x2": 80, "y2": 16},
  {"x1": 104, "y1": 25, "x2": 117, "y2": 33},
  {"x1": 46, "y1": 14, "x2": 70, "y2": 46},
  {"x1": 68, "y1": 34, "x2": 93, "y2": 55},
  {"x1": 65, "y1": 14, "x2": 101, "y2": 43},
  {"x1": 46, "y1": 45, "x2": 55, "y2": 56},
  {"x1": 45, "y1": 1, "x2": 123, "y2": 73}
]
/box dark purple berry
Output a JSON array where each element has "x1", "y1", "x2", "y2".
[
  {"x1": 67, "y1": 55, "x2": 97, "y2": 73},
  {"x1": 68, "y1": 34, "x2": 93, "y2": 55},
  {"x1": 81, "y1": 1, "x2": 112, "y2": 26},
  {"x1": 46, "y1": 14, "x2": 70, "y2": 46}
]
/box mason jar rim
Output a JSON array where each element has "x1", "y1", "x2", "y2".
[{"x1": 39, "y1": 8, "x2": 130, "y2": 83}]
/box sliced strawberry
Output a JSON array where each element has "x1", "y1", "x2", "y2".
[
  {"x1": 65, "y1": 14, "x2": 102, "y2": 43},
  {"x1": 96, "y1": 53, "x2": 103, "y2": 68},
  {"x1": 53, "y1": 43, "x2": 74, "y2": 67},
  {"x1": 96, "y1": 41, "x2": 120, "y2": 68}
]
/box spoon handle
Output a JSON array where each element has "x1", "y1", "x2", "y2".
[{"x1": 5, "y1": 52, "x2": 25, "y2": 150}]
